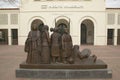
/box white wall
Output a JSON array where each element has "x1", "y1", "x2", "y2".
[
  {"x1": 19, "y1": 11, "x2": 106, "y2": 45},
  {"x1": 19, "y1": 0, "x2": 106, "y2": 45},
  {"x1": 20, "y1": 0, "x2": 105, "y2": 12}
]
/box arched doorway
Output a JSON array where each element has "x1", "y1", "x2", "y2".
[
  {"x1": 55, "y1": 19, "x2": 70, "y2": 34},
  {"x1": 81, "y1": 23, "x2": 87, "y2": 44},
  {"x1": 31, "y1": 19, "x2": 44, "y2": 31},
  {"x1": 81, "y1": 19, "x2": 94, "y2": 45}
]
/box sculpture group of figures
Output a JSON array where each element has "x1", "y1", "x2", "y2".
[{"x1": 25, "y1": 24, "x2": 97, "y2": 64}]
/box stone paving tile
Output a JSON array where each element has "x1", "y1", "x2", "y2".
[{"x1": 0, "y1": 45, "x2": 120, "y2": 80}]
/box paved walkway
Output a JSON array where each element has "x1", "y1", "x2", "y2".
[{"x1": 0, "y1": 45, "x2": 120, "y2": 80}]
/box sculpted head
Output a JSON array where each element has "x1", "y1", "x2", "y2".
[
  {"x1": 31, "y1": 24, "x2": 38, "y2": 31},
  {"x1": 64, "y1": 28, "x2": 69, "y2": 34},
  {"x1": 41, "y1": 25, "x2": 49, "y2": 32},
  {"x1": 50, "y1": 28, "x2": 54, "y2": 32}
]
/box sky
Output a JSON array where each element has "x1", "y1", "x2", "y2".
[
  {"x1": 0, "y1": 0, "x2": 120, "y2": 8},
  {"x1": 0, "y1": 0, "x2": 19, "y2": 8},
  {"x1": 106, "y1": 0, "x2": 120, "y2": 8}
]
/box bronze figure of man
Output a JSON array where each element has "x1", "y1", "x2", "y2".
[
  {"x1": 61, "y1": 28, "x2": 73, "y2": 64},
  {"x1": 50, "y1": 28, "x2": 61, "y2": 63}
]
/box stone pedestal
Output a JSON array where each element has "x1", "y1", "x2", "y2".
[
  {"x1": 16, "y1": 59, "x2": 112, "y2": 79},
  {"x1": 16, "y1": 69, "x2": 112, "y2": 79}
]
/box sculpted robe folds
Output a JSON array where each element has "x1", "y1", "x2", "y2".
[
  {"x1": 62, "y1": 33, "x2": 73, "y2": 58},
  {"x1": 51, "y1": 32, "x2": 61, "y2": 57},
  {"x1": 25, "y1": 30, "x2": 41, "y2": 64},
  {"x1": 41, "y1": 31, "x2": 50, "y2": 64}
]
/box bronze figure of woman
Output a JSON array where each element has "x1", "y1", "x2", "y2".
[
  {"x1": 41, "y1": 25, "x2": 50, "y2": 64},
  {"x1": 24, "y1": 24, "x2": 41, "y2": 64}
]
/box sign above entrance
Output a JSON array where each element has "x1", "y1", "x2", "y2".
[{"x1": 41, "y1": 4, "x2": 84, "y2": 9}]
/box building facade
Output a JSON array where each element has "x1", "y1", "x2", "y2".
[
  {"x1": 0, "y1": 8, "x2": 19, "y2": 45},
  {"x1": 106, "y1": 8, "x2": 120, "y2": 45},
  {"x1": 0, "y1": 0, "x2": 120, "y2": 46}
]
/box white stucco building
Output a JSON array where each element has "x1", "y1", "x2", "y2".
[{"x1": 0, "y1": 0, "x2": 120, "y2": 46}]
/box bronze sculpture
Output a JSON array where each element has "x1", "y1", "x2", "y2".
[
  {"x1": 24, "y1": 24, "x2": 41, "y2": 64},
  {"x1": 50, "y1": 28, "x2": 61, "y2": 63},
  {"x1": 61, "y1": 28, "x2": 74, "y2": 64},
  {"x1": 18, "y1": 24, "x2": 111, "y2": 79},
  {"x1": 73, "y1": 45, "x2": 97, "y2": 63},
  {"x1": 24, "y1": 24, "x2": 97, "y2": 64},
  {"x1": 41, "y1": 25, "x2": 50, "y2": 64}
]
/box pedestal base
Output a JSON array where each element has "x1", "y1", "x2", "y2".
[
  {"x1": 20, "y1": 59, "x2": 107, "y2": 69},
  {"x1": 16, "y1": 69, "x2": 112, "y2": 79},
  {"x1": 16, "y1": 59, "x2": 112, "y2": 79}
]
